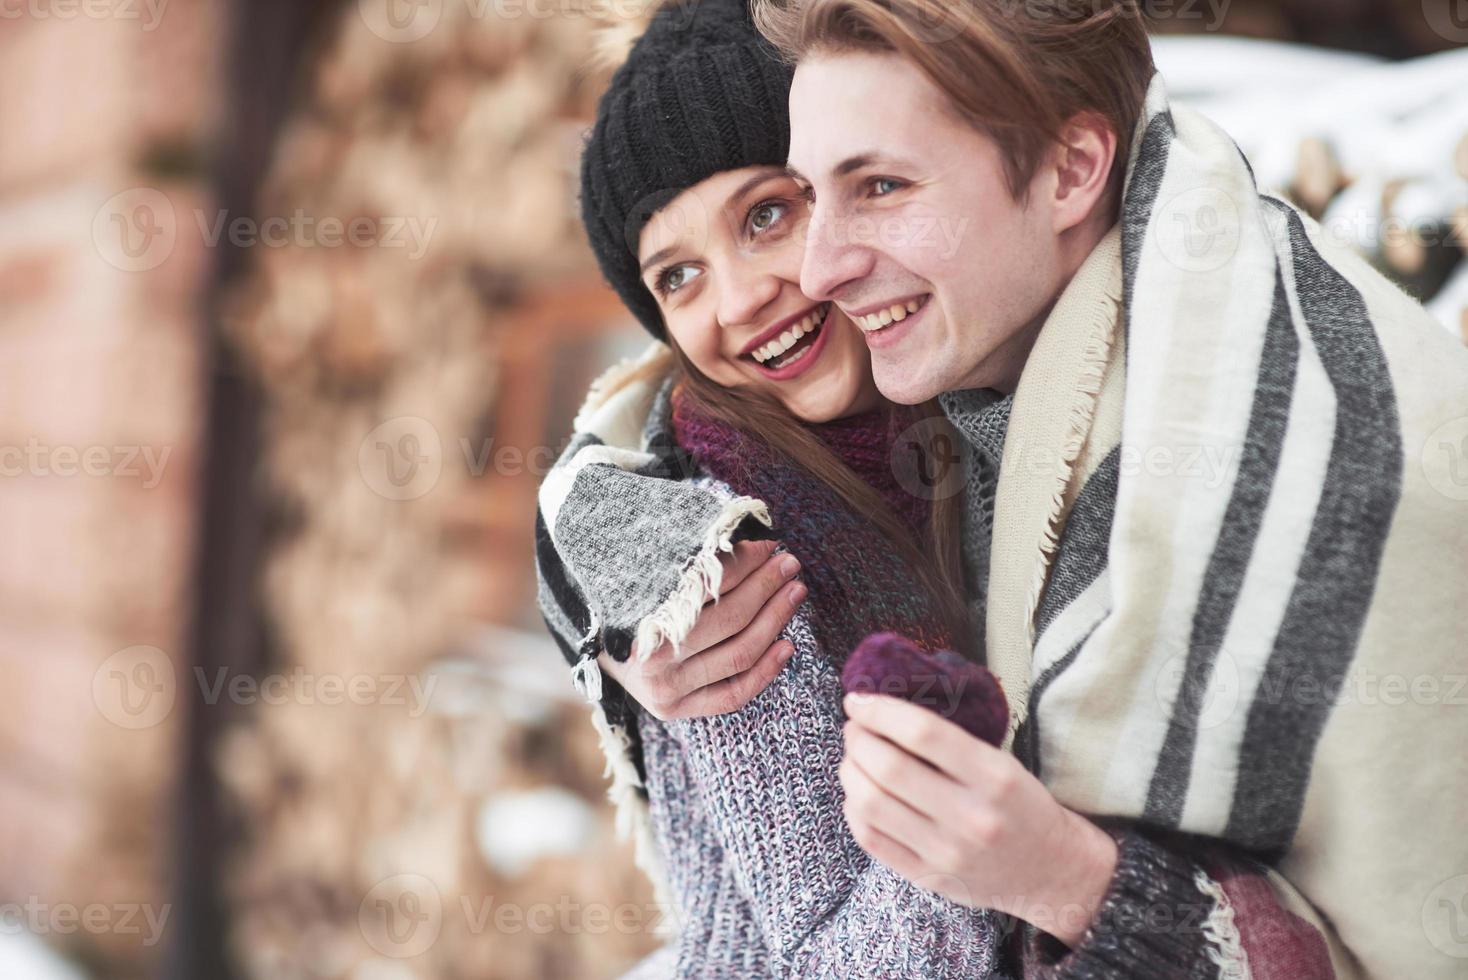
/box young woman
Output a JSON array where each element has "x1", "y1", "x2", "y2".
[{"x1": 536, "y1": 0, "x2": 1004, "y2": 976}]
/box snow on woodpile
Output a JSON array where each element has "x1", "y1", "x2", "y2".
[{"x1": 1154, "y1": 36, "x2": 1468, "y2": 343}]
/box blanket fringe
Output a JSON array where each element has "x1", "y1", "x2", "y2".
[
  {"x1": 1194, "y1": 868, "x2": 1252, "y2": 980},
  {"x1": 632, "y1": 495, "x2": 773, "y2": 664},
  {"x1": 1001, "y1": 298, "x2": 1116, "y2": 748},
  {"x1": 1022, "y1": 302, "x2": 1118, "y2": 650},
  {"x1": 570, "y1": 652, "x2": 603, "y2": 703},
  {"x1": 588, "y1": 701, "x2": 679, "y2": 933}
]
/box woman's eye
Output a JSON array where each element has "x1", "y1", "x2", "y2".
[
  {"x1": 871, "y1": 177, "x2": 904, "y2": 197},
  {"x1": 749, "y1": 201, "x2": 787, "y2": 234},
  {"x1": 658, "y1": 264, "x2": 701, "y2": 295}
]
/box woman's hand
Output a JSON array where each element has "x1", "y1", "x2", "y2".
[
  {"x1": 838, "y1": 692, "x2": 1119, "y2": 949},
  {"x1": 598, "y1": 539, "x2": 807, "y2": 720}
]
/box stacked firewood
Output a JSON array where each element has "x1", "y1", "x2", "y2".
[{"x1": 217, "y1": 4, "x2": 662, "y2": 979}]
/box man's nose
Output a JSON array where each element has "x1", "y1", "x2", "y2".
[{"x1": 799, "y1": 201, "x2": 874, "y2": 303}]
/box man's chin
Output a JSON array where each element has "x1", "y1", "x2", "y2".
[{"x1": 871, "y1": 351, "x2": 944, "y2": 405}]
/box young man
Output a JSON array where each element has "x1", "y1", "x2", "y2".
[{"x1": 748, "y1": 1, "x2": 1468, "y2": 978}]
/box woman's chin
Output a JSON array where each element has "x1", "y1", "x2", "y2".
[{"x1": 777, "y1": 375, "x2": 870, "y2": 424}]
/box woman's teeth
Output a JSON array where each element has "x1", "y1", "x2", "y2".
[
  {"x1": 855, "y1": 297, "x2": 924, "y2": 333},
  {"x1": 751, "y1": 305, "x2": 828, "y2": 365}
]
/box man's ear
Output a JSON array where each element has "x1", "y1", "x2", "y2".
[{"x1": 1049, "y1": 111, "x2": 1118, "y2": 235}]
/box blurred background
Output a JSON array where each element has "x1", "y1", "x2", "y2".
[{"x1": 0, "y1": 1, "x2": 1464, "y2": 978}]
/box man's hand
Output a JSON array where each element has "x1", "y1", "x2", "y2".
[
  {"x1": 839, "y1": 692, "x2": 1119, "y2": 949},
  {"x1": 598, "y1": 539, "x2": 807, "y2": 720}
]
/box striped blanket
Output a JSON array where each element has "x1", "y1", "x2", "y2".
[{"x1": 982, "y1": 74, "x2": 1468, "y2": 979}]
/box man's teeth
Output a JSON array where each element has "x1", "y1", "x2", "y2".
[
  {"x1": 751, "y1": 306, "x2": 827, "y2": 364},
  {"x1": 855, "y1": 298, "x2": 923, "y2": 333}
]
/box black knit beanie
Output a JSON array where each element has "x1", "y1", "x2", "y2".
[{"x1": 580, "y1": 0, "x2": 794, "y2": 340}]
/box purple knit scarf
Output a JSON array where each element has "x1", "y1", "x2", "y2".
[{"x1": 671, "y1": 387, "x2": 955, "y2": 665}]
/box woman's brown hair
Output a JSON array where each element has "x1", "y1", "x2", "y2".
[
  {"x1": 668, "y1": 343, "x2": 979, "y2": 663},
  {"x1": 752, "y1": 0, "x2": 1155, "y2": 211}
]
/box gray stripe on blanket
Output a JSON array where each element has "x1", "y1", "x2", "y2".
[
  {"x1": 1224, "y1": 199, "x2": 1404, "y2": 855},
  {"x1": 1036, "y1": 447, "x2": 1122, "y2": 637},
  {"x1": 1013, "y1": 632, "x2": 1096, "y2": 780},
  {"x1": 1020, "y1": 447, "x2": 1122, "y2": 777},
  {"x1": 536, "y1": 507, "x2": 592, "y2": 663},
  {"x1": 1143, "y1": 267, "x2": 1300, "y2": 826},
  {"x1": 1120, "y1": 108, "x2": 1175, "y2": 371}
]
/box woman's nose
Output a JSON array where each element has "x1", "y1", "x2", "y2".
[{"x1": 715, "y1": 256, "x2": 783, "y2": 330}]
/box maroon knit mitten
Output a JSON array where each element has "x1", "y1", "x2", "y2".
[{"x1": 841, "y1": 632, "x2": 1008, "y2": 747}]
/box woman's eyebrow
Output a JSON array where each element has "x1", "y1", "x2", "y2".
[
  {"x1": 726, "y1": 168, "x2": 795, "y2": 205},
  {"x1": 639, "y1": 245, "x2": 676, "y2": 274}
]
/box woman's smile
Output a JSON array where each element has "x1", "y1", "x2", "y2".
[{"x1": 740, "y1": 301, "x2": 834, "y2": 380}]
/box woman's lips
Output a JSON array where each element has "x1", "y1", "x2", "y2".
[
  {"x1": 746, "y1": 306, "x2": 835, "y2": 382},
  {"x1": 745, "y1": 302, "x2": 830, "y2": 363}
]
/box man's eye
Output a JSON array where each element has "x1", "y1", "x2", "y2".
[{"x1": 871, "y1": 177, "x2": 904, "y2": 196}]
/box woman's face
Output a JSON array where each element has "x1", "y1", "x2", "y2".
[{"x1": 637, "y1": 166, "x2": 883, "y2": 424}]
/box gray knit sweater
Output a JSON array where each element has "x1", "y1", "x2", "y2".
[{"x1": 618, "y1": 479, "x2": 1006, "y2": 979}]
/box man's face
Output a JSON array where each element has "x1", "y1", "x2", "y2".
[{"x1": 788, "y1": 50, "x2": 1065, "y2": 403}]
